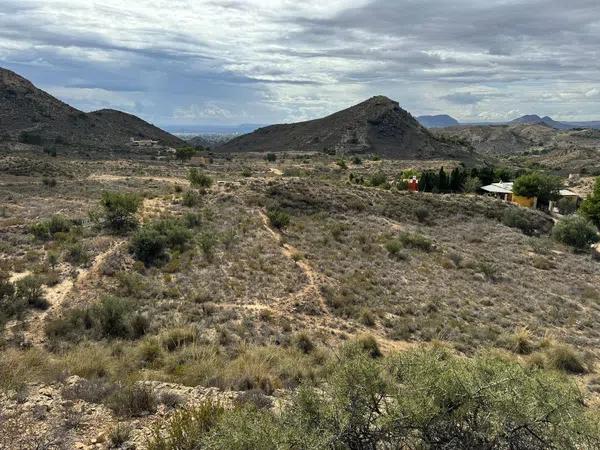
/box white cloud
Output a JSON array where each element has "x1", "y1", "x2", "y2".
[{"x1": 1, "y1": 0, "x2": 599, "y2": 123}]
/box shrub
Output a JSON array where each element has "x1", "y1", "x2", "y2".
[
  {"x1": 546, "y1": 344, "x2": 589, "y2": 374},
  {"x1": 108, "y1": 424, "x2": 132, "y2": 448},
  {"x1": 31, "y1": 215, "x2": 72, "y2": 240},
  {"x1": 463, "y1": 176, "x2": 482, "y2": 193},
  {"x1": 182, "y1": 190, "x2": 201, "y2": 207},
  {"x1": 130, "y1": 227, "x2": 167, "y2": 266},
  {"x1": 100, "y1": 192, "x2": 141, "y2": 233},
  {"x1": 580, "y1": 176, "x2": 600, "y2": 228},
  {"x1": 351, "y1": 156, "x2": 362, "y2": 165},
  {"x1": 198, "y1": 231, "x2": 218, "y2": 260},
  {"x1": 106, "y1": 384, "x2": 157, "y2": 417},
  {"x1": 145, "y1": 348, "x2": 600, "y2": 449},
  {"x1": 558, "y1": 197, "x2": 578, "y2": 215},
  {"x1": 15, "y1": 275, "x2": 48, "y2": 309},
  {"x1": 399, "y1": 232, "x2": 433, "y2": 251},
  {"x1": 265, "y1": 153, "x2": 277, "y2": 162},
  {"x1": 188, "y1": 168, "x2": 213, "y2": 188},
  {"x1": 552, "y1": 215, "x2": 599, "y2": 250},
  {"x1": 369, "y1": 172, "x2": 387, "y2": 187},
  {"x1": 175, "y1": 146, "x2": 197, "y2": 160},
  {"x1": 336, "y1": 159, "x2": 348, "y2": 169},
  {"x1": 95, "y1": 296, "x2": 131, "y2": 338},
  {"x1": 147, "y1": 401, "x2": 224, "y2": 450},
  {"x1": 294, "y1": 333, "x2": 314, "y2": 354},
  {"x1": 267, "y1": 208, "x2": 290, "y2": 230},
  {"x1": 385, "y1": 239, "x2": 402, "y2": 257},
  {"x1": 415, "y1": 206, "x2": 430, "y2": 223},
  {"x1": 502, "y1": 207, "x2": 538, "y2": 235},
  {"x1": 130, "y1": 219, "x2": 192, "y2": 266},
  {"x1": 241, "y1": 167, "x2": 252, "y2": 177},
  {"x1": 64, "y1": 242, "x2": 90, "y2": 266}
]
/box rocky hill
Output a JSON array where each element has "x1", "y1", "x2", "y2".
[
  {"x1": 510, "y1": 114, "x2": 570, "y2": 130},
  {"x1": 417, "y1": 114, "x2": 459, "y2": 128},
  {"x1": 433, "y1": 123, "x2": 557, "y2": 155},
  {"x1": 218, "y1": 96, "x2": 474, "y2": 160},
  {"x1": 0, "y1": 67, "x2": 183, "y2": 148}
]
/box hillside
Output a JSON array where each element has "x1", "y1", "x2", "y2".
[
  {"x1": 510, "y1": 114, "x2": 571, "y2": 130},
  {"x1": 417, "y1": 114, "x2": 459, "y2": 128},
  {"x1": 0, "y1": 67, "x2": 183, "y2": 148},
  {"x1": 433, "y1": 123, "x2": 557, "y2": 155},
  {"x1": 218, "y1": 96, "x2": 474, "y2": 160}
]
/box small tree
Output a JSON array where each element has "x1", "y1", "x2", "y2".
[
  {"x1": 513, "y1": 172, "x2": 562, "y2": 205},
  {"x1": 175, "y1": 146, "x2": 198, "y2": 160},
  {"x1": 101, "y1": 192, "x2": 142, "y2": 233},
  {"x1": 188, "y1": 168, "x2": 213, "y2": 188},
  {"x1": 552, "y1": 215, "x2": 599, "y2": 250},
  {"x1": 580, "y1": 177, "x2": 600, "y2": 228},
  {"x1": 463, "y1": 176, "x2": 482, "y2": 193}
]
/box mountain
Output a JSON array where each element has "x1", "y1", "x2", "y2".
[
  {"x1": 218, "y1": 96, "x2": 474, "y2": 160},
  {"x1": 0, "y1": 67, "x2": 183, "y2": 148},
  {"x1": 432, "y1": 123, "x2": 557, "y2": 155},
  {"x1": 510, "y1": 114, "x2": 570, "y2": 130},
  {"x1": 417, "y1": 114, "x2": 459, "y2": 128}
]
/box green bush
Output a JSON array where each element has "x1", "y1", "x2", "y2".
[
  {"x1": 502, "y1": 207, "x2": 538, "y2": 235},
  {"x1": 130, "y1": 227, "x2": 167, "y2": 266},
  {"x1": 399, "y1": 232, "x2": 433, "y2": 251},
  {"x1": 552, "y1": 215, "x2": 599, "y2": 250},
  {"x1": 100, "y1": 192, "x2": 142, "y2": 233},
  {"x1": 188, "y1": 168, "x2": 213, "y2": 188},
  {"x1": 415, "y1": 206, "x2": 430, "y2": 223},
  {"x1": 64, "y1": 242, "x2": 90, "y2": 266},
  {"x1": 182, "y1": 190, "x2": 201, "y2": 207},
  {"x1": 45, "y1": 296, "x2": 145, "y2": 342},
  {"x1": 30, "y1": 215, "x2": 72, "y2": 240},
  {"x1": 149, "y1": 347, "x2": 600, "y2": 449},
  {"x1": 130, "y1": 219, "x2": 192, "y2": 266},
  {"x1": 546, "y1": 344, "x2": 589, "y2": 374},
  {"x1": 267, "y1": 208, "x2": 290, "y2": 230},
  {"x1": 15, "y1": 275, "x2": 48, "y2": 309},
  {"x1": 369, "y1": 172, "x2": 387, "y2": 187},
  {"x1": 175, "y1": 146, "x2": 198, "y2": 160},
  {"x1": 106, "y1": 384, "x2": 157, "y2": 417},
  {"x1": 580, "y1": 177, "x2": 600, "y2": 228}
]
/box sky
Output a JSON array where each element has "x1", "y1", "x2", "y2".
[{"x1": 1, "y1": 0, "x2": 599, "y2": 129}]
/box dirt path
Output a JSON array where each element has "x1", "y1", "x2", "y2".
[
  {"x1": 255, "y1": 208, "x2": 412, "y2": 354},
  {"x1": 87, "y1": 173, "x2": 188, "y2": 185},
  {"x1": 258, "y1": 210, "x2": 327, "y2": 310},
  {"x1": 6, "y1": 239, "x2": 126, "y2": 346}
]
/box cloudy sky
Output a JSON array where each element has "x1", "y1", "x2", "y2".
[{"x1": 1, "y1": 0, "x2": 599, "y2": 128}]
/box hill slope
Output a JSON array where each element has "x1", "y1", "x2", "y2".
[
  {"x1": 433, "y1": 124, "x2": 559, "y2": 155},
  {"x1": 218, "y1": 96, "x2": 474, "y2": 160},
  {"x1": 417, "y1": 114, "x2": 459, "y2": 128},
  {"x1": 510, "y1": 114, "x2": 570, "y2": 130},
  {"x1": 0, "y1": 67, "x2": 183, "y2": 148}
]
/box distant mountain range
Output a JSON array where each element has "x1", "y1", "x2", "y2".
[
  {"x1": 416, "y1": 115, "x2": 460, "y2": 128},
  {"x1": 509, "y1": 114, "x2": 600, "y2": 130},
  {"x1": 217, "y1": 96, "x2": 474, "y2": 160},
  {"x1": 0, "y1": 67, "x2": 183, "y2": 148},
  {"x1": 166, "y1": 124, "x2": 264, "y2": 135},
  {"x1": 416, "y1": 112, "x2": 600, "y2": 130}
]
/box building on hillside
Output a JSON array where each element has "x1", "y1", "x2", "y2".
[
  {"x1": 407, "y1": 176, "x2": 419, "y2": 192},
  {"x1": 130, "y1": 137, "x2": 159, "y2": 147},
  {"x1": 481, "y1": 182, "x2": 581, "y2": 212},
  {"x1": 481, "y1": 181, "x2": 537, "y2": 207}
]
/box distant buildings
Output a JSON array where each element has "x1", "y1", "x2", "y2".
[{"x1": 481, "y1": 181, "x2": 580, "y2": 212}]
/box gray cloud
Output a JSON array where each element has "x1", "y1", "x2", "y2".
[{"x1": 0, "y1": 0, "x2": 599, "y2": 125}]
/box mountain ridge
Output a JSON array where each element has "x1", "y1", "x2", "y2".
[
  {"x1": 0, "y1": 67, "x2": 184, "y2": 148},
  {"x1": 217, "y1": 96, "x2": 474, "y2": 161}
]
